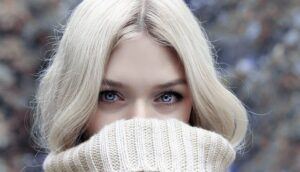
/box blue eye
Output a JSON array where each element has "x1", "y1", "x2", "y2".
[
  {"x1": 157, "y1": 91, "x2": 183, "y2": 105},
  {"x1": 99, "y1": 90, "x2": 122, "y2": 103}
]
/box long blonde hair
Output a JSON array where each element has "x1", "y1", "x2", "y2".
[{"x1": 31, "y1": 0, "x2": 249, "y2": 154}]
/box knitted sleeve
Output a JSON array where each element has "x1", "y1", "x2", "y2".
[{"x1": 43, "y1": 118, "x2": 236, "y2": 172}]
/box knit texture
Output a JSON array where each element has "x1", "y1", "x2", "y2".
[{"x1": 43, "y1": 118, "x2": 236, "y2": 172}]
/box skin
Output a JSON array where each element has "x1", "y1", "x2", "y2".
[{"x1": 86, "y1": 32, "x2": 193, "y2": 136}]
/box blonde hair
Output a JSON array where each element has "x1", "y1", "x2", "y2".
[{"x1": 31, "y1": 0, "x2": 249, "y2": 154}]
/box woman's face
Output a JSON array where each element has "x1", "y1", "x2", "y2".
[{"x1": 86, "y1": 33, "x2": 193, "y2": 135}]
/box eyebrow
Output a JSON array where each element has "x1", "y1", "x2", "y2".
[{"x1": 101, "y1": 78, "x2": 187, "y2": 89}]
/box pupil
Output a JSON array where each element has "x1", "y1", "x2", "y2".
[
  {"x1": 162, "y1": 94, "x2": 172, "y2": 102},
  {"x1": 106, "y1": 93, "x2": 114, "y2": 100}
]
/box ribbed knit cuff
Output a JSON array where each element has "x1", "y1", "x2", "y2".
[{"x1": 43, "y1": 118, "x2": 236, "y2": 172}]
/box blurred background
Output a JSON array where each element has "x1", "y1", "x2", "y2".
[{"x1": 0, "y1": 0, "x2": 299, "y2": 171}]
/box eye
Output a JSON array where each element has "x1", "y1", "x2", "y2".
[
  {"x1": 98, "y1": 90, "x2": 123, "y2": 103},
  {"x1": 156, "y1": 90, "x2": 183, "y2": 105}
]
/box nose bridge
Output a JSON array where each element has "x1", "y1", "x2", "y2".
[{"x1": 130, "y1": 99, "x2": 151, "y2": 119}]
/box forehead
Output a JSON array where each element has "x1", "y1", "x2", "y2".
[{"x1": 104, "y1": 34, "x2": 186, "y2": 84}]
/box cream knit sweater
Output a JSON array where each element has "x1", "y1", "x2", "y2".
[{"x1": 43, "y1": 118, "x2": 236, "y2": 172}]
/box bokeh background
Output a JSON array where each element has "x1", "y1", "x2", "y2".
[{"x1": 0, "y1": 0, "x2": 299, "y2": 171}]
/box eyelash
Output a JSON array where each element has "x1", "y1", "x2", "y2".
[{"x1": 98, "y1": 89, "x2": 183, "y2": 106}]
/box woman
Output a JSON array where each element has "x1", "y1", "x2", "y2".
[{"x1": 31, "y1": 0, "x2": 249, "y2": 171}]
